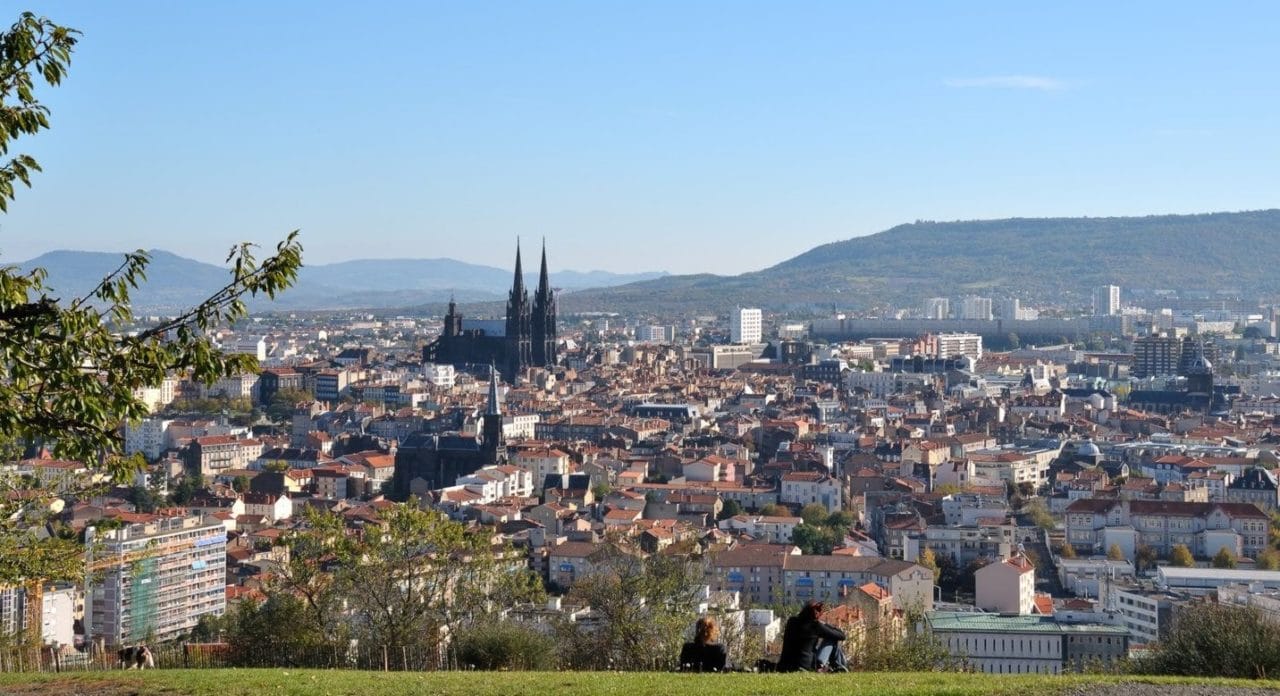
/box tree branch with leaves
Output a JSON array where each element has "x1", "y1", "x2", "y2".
[{"x1": 0, "y1": 10, "x2": 304, "y2": 585}]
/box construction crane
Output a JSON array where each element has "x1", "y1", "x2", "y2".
[{"x1": 20, "y1": 539, "x2": 158, "y2": 646}]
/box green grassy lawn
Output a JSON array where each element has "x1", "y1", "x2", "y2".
[{"x1": 0, "y1": 670, "x2": 1277, "y2": 696}]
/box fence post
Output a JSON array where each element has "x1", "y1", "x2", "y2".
[{"x1": 383, "y1": 645, "x2": 389, "y2": 672}]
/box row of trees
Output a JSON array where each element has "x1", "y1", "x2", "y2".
[
  {"x1": 1058, "y1": 540, "x2": 1254, "y2": 571},
  {"x1": 194, "y1": 507, "x2": 722, "y2": 671}
]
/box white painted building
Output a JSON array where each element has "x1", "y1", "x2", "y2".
[
  {"x1": 1113, "y1": 589, "x2": 1164, "y2": 644},
  {"x1": 511, "y1": 448, "x2": 571, "y2": 492},
  {"x1": 959, "y1": 296, "x2": 993, "y2": 321},
  {"x1": 779, "y1": 471, "x2": 842, "y2": 511},
  {"x1": 730, "y1": 308, "x2": 763, "y2": 345},
  {"x1": 132, "y1": 376, "x2": 177, "y2": 413},
  {"x1": 922, "y1": 297, "x2": 950, "y2": 320},
  {"x1": 202, "y1": 372, "x2": 259, "y2": 400},
  {"x1": 125, "y1": 418, "x2": 174, "y2": 461},
  {"x1": 423, "y1": 363, "x2": 456, "y2": 389},
  {"x1": 502, "y1": 413, "x2": 540, "y2": 440},
  {"x1": 718, "y1": 515, "x2": 802, "y2": 544},
  {"x1": 935, "y1": 333, "x2": 984, "y2": 360}
]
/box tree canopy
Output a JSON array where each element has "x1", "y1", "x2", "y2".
[{"x1": 1169, "y1": 544, "x2": 1195, "y2": 568}]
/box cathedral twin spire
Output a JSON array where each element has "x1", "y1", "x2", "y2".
[{"x1": 503, "y1": 240, "x2": 557, "y2": 377}]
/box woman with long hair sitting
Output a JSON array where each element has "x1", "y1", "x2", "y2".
[{"x1": 679, "y1": 615, "x2": 729, "y2": 672}]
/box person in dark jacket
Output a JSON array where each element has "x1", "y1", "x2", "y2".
[
  {"x1": 777, "y1": 601, "x2": 847, "y2": 672},
  {"x1": 679, "y1": 615, "x2": 728, "y2": 671}
]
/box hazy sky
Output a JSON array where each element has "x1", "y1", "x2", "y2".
[{"x1": 3, "y1": 2, "x2": 1278, "y2": 274}]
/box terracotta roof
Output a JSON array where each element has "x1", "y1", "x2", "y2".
[
  {"x1": 1004, "y1": 554, "x2": 1035, "y2": 573},
  {"x1": 856, "y1": 582, "x2": 891, "y2": 601}
]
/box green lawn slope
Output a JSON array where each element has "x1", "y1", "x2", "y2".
[{"x1": 1, "y1": 670, "x2": 1277, "y2": 696}]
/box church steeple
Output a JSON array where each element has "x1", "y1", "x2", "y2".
[
  {"x1": 486, "y1": 365, "x2": 502, "y2": 416},
  {"x1": 504, "y1": 242, "x2": 532, "y2": 382},
  {"x1": 536, "y1": 241, "x2": 552, "y2": 304},
  {"x1": 510, "y1": 244, "x2": 527, "y2": 300},
  {"x1": 532, "y1": 239, "x2": 558, "y2": 367},
  {"x1": 481, "y1": 365, "x2": 505, "y2": 461}
]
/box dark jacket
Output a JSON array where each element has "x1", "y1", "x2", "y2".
[
  {"x1": 679, "y1": 641, "x2": 728, "y2": 672},
  {"x1": 777, "y1": 615, "x2": 845, "y2": 672}
]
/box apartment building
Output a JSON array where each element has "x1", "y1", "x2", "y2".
[
  {"x1": 905, "y1": 522, "x2": 1016, "y2": 568},
  {"x1": 934, "y1": 333, "x2": 984, "y2": 360},
  {"x1": 1092, "y1": 285, "x2": 1120, "y2": 317},
  {"x1": 707, "y1": 543, "x2": 932, "y2": 609},
  {"x1": 731, "y1": 308, "x2": 763, "y2": 344},
  {"x1": 959, "y1": 296, "x2": 993, "y2": 321},
  {"x1": 186, "y1": 436, "x2": 264, "y2": 477},
  {"x1": 1065, "y1": 499, "x2": 1269, "y2": 561},
  {"x1": 124, "y1": 418, "x2": 174, "y2": 461},
  {"x1": 975, "y1": 554, "x2": 1036, "y2": 615},
  {"x1": 718, "y1": 515, "x2": 803, "y2": 544},
  {"x1": 1131, "y1": 335, "x2": 1181, "y2": 378},
  {"x1": 86, "y1": 514, "x2": 226, "y2": 646},
  {"x1": 1225, "y1": 468, "x2": 1279, "y2": 512},
  {"x1": 511, "y1": 447, "x2": 571, "y2": 492},
  {"x1": 779, "y1": 471, "x2": 842, "y2": 511}
]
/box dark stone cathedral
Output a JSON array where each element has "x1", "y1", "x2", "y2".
[
  {"x1": 423, "y1": 243, "x2": 558, "y2": 383},
  {"x1": 392, "y1": 369, "x2": 507, "y2": 501}
]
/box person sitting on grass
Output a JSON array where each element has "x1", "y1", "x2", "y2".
[
  {"x1": 679, "y1": 615, "x2": 728, "y2": 672},
  {"x1": 777, "y1": 600, "x2": 847, "y2": 672}
]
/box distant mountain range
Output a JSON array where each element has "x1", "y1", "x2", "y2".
[
  {"x1": 17, "y1": 210, "x2": 1280, "y2": 315},
  {"x1": 561, "y1": 210, "x2": 1280, "y2": 314},
  {"x1": 7, "y1": 250, "x2": 668, "y2": 312}
]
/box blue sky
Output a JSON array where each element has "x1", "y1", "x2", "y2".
[{"x1": 3, "y1": 2, "x2": 1278, "y2": 274}]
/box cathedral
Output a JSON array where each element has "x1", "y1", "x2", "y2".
[
  {"x1": 423, "y1": 242, "x2": 558, "y2": 383},
  {"x1": 392, "y1": 368, "x2": 507, "y2": 501}
]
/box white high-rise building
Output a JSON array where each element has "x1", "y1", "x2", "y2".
[
  {"x1": 959, "y1": 297, "x2": 993, "y2": 321},
  {"x1": 923, "y1": 297, "x2": 950, "y2": 320},
  {"x1": 1093, "y1": 285, "x2": 1120, "y2": 316},
  {"x1": 731, "y1": 308, "x2": 763, "y2": 344},
  {"x1": 86, "y1": 514, "x2": 226, "y2": 647},
  {"x1": 999, "y1": 299, "x2": 1040, "y2": 321}
]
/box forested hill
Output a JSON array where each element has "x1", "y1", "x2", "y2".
[{"x1": 560, "y1": 210, "x2": 1280, "y2": 313}]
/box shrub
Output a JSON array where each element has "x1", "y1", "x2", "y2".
[
  {"x1": 452, "y1": 622, "x2": 556, "y2": 671},
  {"x1": 1139, "y1": 602, "x2": 1280, "y2": 678}
]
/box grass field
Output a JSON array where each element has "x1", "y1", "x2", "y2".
[{"x1": 0, "y1": 670, "x2": 1277, "y2": 696}]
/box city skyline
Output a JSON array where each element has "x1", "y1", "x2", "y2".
[{"x1": 2, "y1": 2, "x2": 1279, "y2": 273}]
